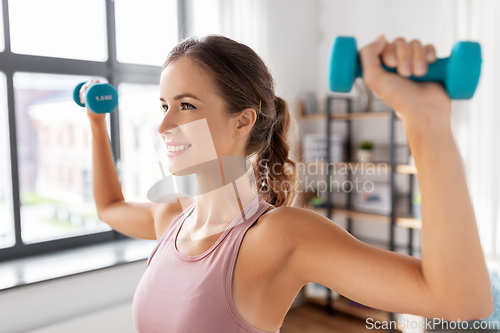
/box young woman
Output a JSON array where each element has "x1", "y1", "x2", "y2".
[{"x1": 83, "y1": 35, "x2": 493, "y2": 333}]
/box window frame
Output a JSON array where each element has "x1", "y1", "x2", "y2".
[{"x1": 0, "y1": 0, "x2": 187, "y2": 262}]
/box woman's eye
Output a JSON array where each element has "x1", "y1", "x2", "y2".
[
  {"x1": 180, "y1": 102, "x2": 195, "y2": 110},
  {"x1": 160, "y1": 103, "x2": 195, "y2": 115}
]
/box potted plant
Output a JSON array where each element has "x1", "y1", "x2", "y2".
[
  {"x1": 309, "y1": 196, "x2": 324, "y2": 207},
  {"x1": 357, "y1": 140, "x2": 374, "y2": 163}
]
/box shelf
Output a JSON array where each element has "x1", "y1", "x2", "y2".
[
  {"x1": 395, "y1": 216, "x2": 422, "y2": 229},
  {"x1": 299, "y1": 161, "x2": 417, "y2": 174},
  {"x1": 395, "y1": 164, "x2": 417, "y2": 174},
  {"x1": 298, "y1": 111, "x2": 392, "y2": 121},
  {"x1": 307, "y1": 205, "x2": 422, "y2": 229}
]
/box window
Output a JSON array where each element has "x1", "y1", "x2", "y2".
[
  {"x1": 118, "y1": 84, "x2": 165, "y2": 202},
  {"x1": 188, "y1": 0, "x2": 222, "y2": 37},
  {"x1": 13, "y1": 73, "x2": 111, "y2": 243},
  {"x1": 0, "y1": 73, "x2": 14, "y2": 249},
  {"x1": 185, "y1": 0, "x2": 269, "y2": 65},
  {"x1": 0, "y1": 0, "x2": 189, "y2": 262},
  {"x1": 8, "y1": 0, "x2": 107, "y2": 61},
  {"x1": 115, "y1": 0, "x2": 178, "y2": 66},
  {"x1": 0, "y1": 3, "x2": 4, "y2": 52}
]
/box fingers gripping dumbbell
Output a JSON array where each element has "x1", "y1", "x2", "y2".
[
  {"x1": 73, "y1": 82, "x2": 119, "y2": 114},
  {"x1": 328, "y1": 36, "x2": 482, "y2": 100}
]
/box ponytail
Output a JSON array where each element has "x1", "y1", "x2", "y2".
[{"x1": 252, "y1": 96, "x2": 298, "y2": 207}]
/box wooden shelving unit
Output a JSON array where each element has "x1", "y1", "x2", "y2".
[
  {"x1": 306, "y1": 295, "x2": 402, "y2": 331},
  {"x1": 299, "y1": 161, "x2": 417, "y2": 175},
  {"x1": 298, "y1": 110, "x2": 392, "y2": 121},
  {"x1": 298, "y1": 96, "x2": 420, "y2": 247},
  {"x1": 297, "y1": 96, "x2": 420, "y2": 328},
  {"x1": 306, "y1": 205, "x2": 421, "y2": 229}
]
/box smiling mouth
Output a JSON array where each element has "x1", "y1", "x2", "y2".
[{"x1": 166, "y1": 144, "x2": 192, "y2": 152}]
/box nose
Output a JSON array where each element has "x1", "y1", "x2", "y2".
[{"x1": 157, "y1": 111, "x2": 179, "y2": 135}]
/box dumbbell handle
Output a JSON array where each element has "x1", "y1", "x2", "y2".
[
  {"x1": 381, "y1": 59, "x2": 447, "y2": 83},
  {"x1": 350, "y1": 54, "x2": 448, "y2": 84}
]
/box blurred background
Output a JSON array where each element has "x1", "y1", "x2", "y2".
[{"x1": 0, "y1": 0, "x2": 499, "y2": 332}]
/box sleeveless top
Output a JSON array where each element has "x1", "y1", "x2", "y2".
[{"x1": 132, "y1": 196, "x2": 281, "y2": 333}]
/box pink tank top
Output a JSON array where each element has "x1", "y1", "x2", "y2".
[{"x1": 132, "y1": 196, "x2": 280, "y2": 333}]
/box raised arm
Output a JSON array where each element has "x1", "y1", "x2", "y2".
[
  {"x1": 82, "y1": 80, "x2": 163, "y2": 240},
  {"x1": 284, "y1": 36, "x2": 493, "y2": 321}
]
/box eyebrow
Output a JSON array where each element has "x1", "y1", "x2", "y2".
[{"x1": 159, "y1": 94, "x2": 202, "y2": 102}]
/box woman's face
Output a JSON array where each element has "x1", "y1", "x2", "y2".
[{"x1": 158, "y1": 57, "x2": 244, "y2": 176}]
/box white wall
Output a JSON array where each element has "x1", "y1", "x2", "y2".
[
  {"x1": 265, "y1": 0, "x2": 321, "y2": 102},
  {"x1": 296, "y1": 0, "x2": 462, "y2": 251},
  {"x1": 0, "y1": 261, "x2": 145, "y2": 333},
  {"x1": 29, "y1": 302, "x2": 136, "y2": 333},
  {"x1": 257, "y1": 0, "x2": 460, "y2": 107},
  {"x1": 316, "y1": 0, "x2": 456, "y2": 98}
]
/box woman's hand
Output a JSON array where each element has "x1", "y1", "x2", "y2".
[
  {"x1": 359, "y1": 35, "x2": 451, "y2": 129},
  {"x1": 80, "y1": 79, "x2": 107, "y2": 124}
]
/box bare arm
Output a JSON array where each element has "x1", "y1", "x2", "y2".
[
  {"x1": 284, "y1": 125, "x2": 491, "y2": 320},
  {"x1": 285, "y1": 36, "x2": 493, "y2": 321},
  {"x1": 82, "y1": 80, "x2": 161, "y2": 240},
  {"x1": 406, "y1": 110, "x2": 492, "y2": 318},
  {"x1": 89, "y1": 117, "x2": 159, "y2": 239}
]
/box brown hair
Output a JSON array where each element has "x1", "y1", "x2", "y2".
[{"x1": 163, "y1": 35, "x2": 298, "y2": 207}]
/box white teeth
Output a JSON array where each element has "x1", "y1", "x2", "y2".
[{"x1": 167, "y1": 145, "x2": 190, "y2": 152}]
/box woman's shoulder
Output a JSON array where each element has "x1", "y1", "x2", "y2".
[
  {"x1": 252, "y1": 205, "x2": 324, "y2": 252},
  {"x1": 259, "y1": 205, "x2": 323, "y2": 226}
]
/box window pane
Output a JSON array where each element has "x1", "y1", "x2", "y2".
[
  {"x1": 0, "y1": 73, "x2": 14, "y2": 248},
  {"x1": 0, "y1": 3, "x2": 4, "y2": 52},
  {"x1": 115, "y1": 0, "x2": 178, "y2": 66},
  {"x1": 118, "y1": 83, "x2": 165, "y2": 202},
  {"x1": 14, "y1": 73, "x2": 111, "y2": 244},
  {"x1": 188, "y1": 0, "x2": 222, "y2": 37},
  {"x1": 9, "y1": 0, "x2": 107, "y2": 61}
]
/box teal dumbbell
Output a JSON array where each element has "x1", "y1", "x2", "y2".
[
  {"x1": 73, "y1": 82, "x2": 119, "y2": 114},
  {"x1": 328, "y1": 36, "x2": 482, "y2": 100}
]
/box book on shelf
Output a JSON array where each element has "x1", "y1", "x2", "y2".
[{"x1": 302, "y1": 133, "x2": 343, "y2": 162}]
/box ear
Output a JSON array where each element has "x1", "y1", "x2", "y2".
[{"x1": 233, "y1": 108, "x2": 257, "y2": 139}]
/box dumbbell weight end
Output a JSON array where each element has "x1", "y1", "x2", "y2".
[
  {"x1": 72, "y1": 82, "x2": 119, "y2": 114},
  {"x1": 73, "y1": 82, "x2": 86, "y2": 108}
]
